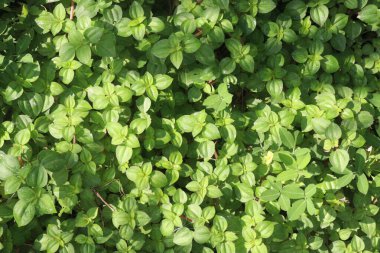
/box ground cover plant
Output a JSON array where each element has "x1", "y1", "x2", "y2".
[{"x1": 1, "y1": 0, "x2": 380, "y2": 252}]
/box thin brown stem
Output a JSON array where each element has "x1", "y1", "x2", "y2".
[
  {"x1": 70, "y1": 0, "x2": 75, "y2": 20},
  {"x1": 92, "y1": 189, "x2": 115, "y2": 212},
  {"x1": 208, "y1": 80, "x2": 216, "y2": 86},
  {"x1": 180, "y1": 214, "x2": 193, "y2": 223},
  {"x1": 18, "y1": 156, "x2": 24, "y2": 167},
  {"x1": 194, "y1": 28, "x2": 203, "y2": 37},
  {"x1": 214, "y1": 141, "x2": 218, "y2": 159}
]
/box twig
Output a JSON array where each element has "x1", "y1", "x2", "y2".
[
  {"x1": 214, "y1": 141, "x2": 218, "y2": 159},
  {"x1": 207, "y1": 80, "x2": 216, "y2": 86},
  {"x1": 194, "y1": 28, "x2": 203, "y2": 37},
  {"x1": 72, "y1": 134, "x2": 76, "y2": 144},
  {"x1": 70, "y1": 0, "x2": 75, "y2": 20},
  {"x1": 180, "y1": 215, "x2": 193, "y2": 223},
  {"x1": 92, "y1": 189, "x2": 115, "y2": 212},
  {"x1": 18, "y1": 156, "x2": 24, "y2": 167}
]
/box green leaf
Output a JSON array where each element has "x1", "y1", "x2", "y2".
[
  {"x1": 258, "y1": 0, "x2": 276, "y2": 13},
  {"x1": 281, "y1": 184, "x2": 304, "y2": 199},
  {"x1": 37, "y1": 194, "x2": 57, "y2": 215},
  {"x1": 0, "y1": 152, "x2": 20, "y2": 180},
  {"x1": 151, "y1": 39, "x2": 173, "y2": 58},
  {"x1": 370, "y1": 93, "x2": 380, "y2": 108},
  {"x1": 196, "y1": 44, "x2": 216, "y2": 65},
  {"x1": 13, "y1": 200, "x2": 36, "y2": 227},
  {"x1": 104, "y1": 5, "x2": 123, "y2": 24},
  {"x1": 112, "y1": 211, "x2": 128, "y2": 228},
  {"x1": 14, "y1": 129, "x2": 30, "y2": 145},
  {"x1": 95, "y1": 33, "x2": 116, "y2": 57},
  {"x1": 329, "y1": 149, "x2": 349, "y2": 173},
  {"x1": 150, "y1": 171, "x2": 167, "y2": 188},
  {"x1": 239, "y1": 55, "x2": 254, "y2": 73},
  {"x1": 59, "y1": 43, "x2": 76, "y2": 62},
  {"x1": 129, "y1": 1, "x2": 144, "y2": 19},
  {"x1": 4, "y1": 176, "x2": 22, "y2": 195},
  {"x1": 311, "y1": 118, "x2": 331, "y2": 134},
  {"x1": 198, "y1": 141, "x2": 215, "y2": 160},
  {"x1": 203, "y1": 83, "x2": 233, "y2": 112},
  {"x1": 235, "y1": 183, "x2": 254, "y2": 203},
  {"x1": 292, "y1": 48, "x2": 308, "y2": 63},
  {"x1": 170, "y1": 51, "x2": 183, "y2": 69},
  {"x1": 256, "y1": 221, "x2": 274, "y2": 238},
  {"x1": 357, "y1": 174, "x2": 369, "y2": 195},
  {"x1": 38, "y1": 150, "x2": 66, "y2": 172},
  {"x1": 304, "y1": 184, "x2": 316, "y2": 198},
  {"x1": 207, "y1": 185, "x2": 223, "y2": 198},
  {"x1": 177, "y1": 115, "x2": 196, "y2": 133},
  {"x1": 18, "y1": 92, "x2": 44, "y2": 117},
  {"x1": 173, "y1": 227, "x2": 193, "y2": 246},
  {"x1": 148, "y1": 17, "x2": 165, "y2": 33},
  {"x1": 183, "y1": 35, "x2": 201, "y2": 53},
  {"x1": 193, "y1": 226, "x2": 211, "y2": 244},
  {"x1": 220, "y1": 57, "x2": 236, "y2": 74},
  {"x1": 26, "y1": 165, "x2": 48, "y2": 188},
  {"x1": 287, "y1": 199, "x2": 306, "y2": 221},
  {"x1": 202, "y1": 123, "x2": 221, "y2": 140},
  {"x1": 260, "y1": 189, "x2": 280, "y2": 201},
  {"x1": 76, "y1": 45, "x2": 91, "y2": 64},
  {"x1": 357, "y1": 111, "x2": 374, "y2": 129},
  {"x1": 53, "y1": 3, "x2": 66, "y2": 21},
  {"x1": 84, "y1": 27, "x2": 104, "y2": 43},
  {"x1": 310, "y1": 5, "x2": 329, "y2": 26},
  {"x1": 331, "y1": 14, "x2": 349, "y2": 30},
  {"x1": 350, "y1": 235, "x2": 365, "y2": 252},
  {"x1": 359, "y1": 217, "x2": 376, "y2": 237},
  {"x1": 35, "y1": 12, "x2": 55, "y2": 33},
  {"x1": 160, "y1": 219, "x2": 174, "y2": 236},
  {"x1": 225, "y1": 38, "x2": 241, "y2": 56},
  {"x1": 116, "y1": 146, "x2": 133, "y2": 165},
  {"x1": 325, "y1": 123, "x2": 342, "y2": 140},
  {"x1": 322, "y1": 55, "x2": 339, "y2": 73},
  {"x1": 279, "y1": 128, "x2": 295, "y2": 149},
  {"x1": 76, "y1": 0, "x2": 99, "y2": 18},
  {"x1": 155, "y1": 74, "x2": 173, "y2": 90},
  {"x1": 358, "y1": 5, "x2": 379, "y2": 25},
  {"x1": 136, "y1": 211, "x2": 151, "y2": 226},
  {"x1": 131, "y1": 24, "x2": 145, "y2": 40}
]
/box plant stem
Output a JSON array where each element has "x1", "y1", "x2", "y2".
[
  {"x1": 70, "y1": 0, "x2": 75, "y2": 20},
  {"x1": 92, "y1": 189, "x2": 115, "y2": 212}
]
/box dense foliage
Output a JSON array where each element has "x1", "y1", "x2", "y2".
[{"x1": 1, "y1": 0, "x2": 380, "y2": 252}]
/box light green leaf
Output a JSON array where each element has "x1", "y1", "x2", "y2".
[
  {"x1": 258, "y1": 0, "x2": 276, "y2": 13},
  {"x1": 173, "y1": 227, "x2": 193, "y2": 246},
  {"x1": 357, "y1": 174, "x2": 369, "y2": 195},
  {"x1": 170, "y1": 51, "x2": 183, "y2": 69},
  {"x1": 193, "y1": 226, "x2": 211, "y2": 244},
  {"x1": 287, "y1": 199, "x2": 306, "y2": 221},
  {"x1": 358, "y1": 5, "x2": 379, "y2": 25},
  {"x1": 151, "y1": 39, "x2": 173, "y2": 58},
  {"x1": 329, "y1": 149, "x2": 349, "y2": 173},
  {"x1": 13, "y1": 200, "x2": 36, "y2": 227},
  {"x1": 310, "y1": 5, "x2": 329, "y2": 26}
]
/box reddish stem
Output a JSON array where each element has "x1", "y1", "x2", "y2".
[
  {"x1": 194, "y1": 28, "x2": 203, "y2": 37},
  {"x1": 18, "y1": 156, "x2": 24, "y2": 167},
  {"x1": 180, "y1": 215, "x2": 193, "y2": 223}
]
